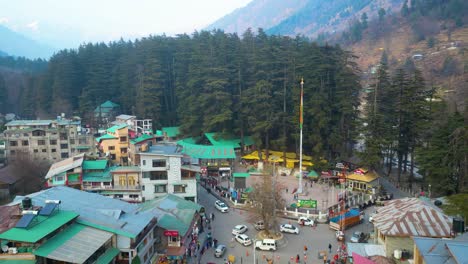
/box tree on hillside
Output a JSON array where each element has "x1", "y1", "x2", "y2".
[
  {"x1": 443, "y1": 193, "x2": 468, "y2": 222},
  {"x1": 10, "y1": 152, "x2": 50, "y2": 195}
]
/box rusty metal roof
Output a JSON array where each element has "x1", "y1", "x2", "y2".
[
  {"x1": 373, "y1": 198, "x2": 452, "y2": 237},
  {"x1": 0, "y1": 204, "x2": 21, "y2": 233}
]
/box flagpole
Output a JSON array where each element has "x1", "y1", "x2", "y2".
[{"x1": 298, "y1": 78, "x2": 304, "y2": 194}]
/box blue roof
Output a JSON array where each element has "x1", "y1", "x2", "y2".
[
  {"x1": 9, "y1": 186, "x2": 154, "y2": 238},
  {"x1": 413, "y1": 237, "x2": 468, "y2": 264},
  {"x1": 145, "y1": 144, "x2": 182, "y2": 156}
]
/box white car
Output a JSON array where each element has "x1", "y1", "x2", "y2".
[
  {"x1": 215, "y1": 200, "x2": 229, "y2": 213},
  {"x1": 280, "y1": 224, "x2": 299, "y2": 234},
  {"x1": 369, "y1": 212, "x2": 377, "y2": 223},
  {"x1": 235, "y1": 234, "x2": 252, "y2": 246},
  {"x1": 298, "y1": 217, "x2": 314, "y2": 226},
  {"x1": 232, "y1": 225, "x2": 248, "y2": 235}
]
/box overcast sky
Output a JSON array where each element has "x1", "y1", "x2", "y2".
[{"x1": 0, "y1": 0, "x2": 252, "y2": 48}]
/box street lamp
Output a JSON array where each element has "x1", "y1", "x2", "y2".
[
  {"x1": 428, "y1": 184, "x2": 431, "y2": 198},
  {"x1": 253, "y1": 239, "x2": 257, "y2": 264}
]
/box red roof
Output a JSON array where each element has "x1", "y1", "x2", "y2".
[
  {"x1": 352, "y1": 253, "x2": 376, "y2": 264},
  {"x1": 0, "y1": 204, "x2": 21, "y2": 233}
]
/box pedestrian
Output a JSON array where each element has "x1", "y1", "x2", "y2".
[
  {"x1": 214, "y1": 238, "x2": 218, "y2": 247},
  {"x1": 286, "y1": 188, "x2": 288, "y2": 193},
  {"x1": 303, "y1": 245, "x2": 308, "y2": 256},
  {"x1": 328, "y1": 243, "x2": 332, "y2": 253},
  {"x1": 296, "y1": 254, "x2": 300, "y2": 263},
  {"x1": 323, "y1": 255, "x2": 327, "y2": 264},
  {"x1": 212, "y1": 212, "x2": 215, "y2": 221}
]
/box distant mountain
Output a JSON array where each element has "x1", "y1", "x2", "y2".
[
  {"x1": 0, "y1": 50, "x2": 7, "y2": 57},
  {"x1": 0, "y1": 25, "x2": 56, "y2": 59},
  {"x1": 206, "y1": 0, "x2": 309, "y2": 34},
  {"x1": 206, "y1": 0, "x2": 403, "y2": 37}
]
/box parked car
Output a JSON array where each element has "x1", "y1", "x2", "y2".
[
  {"x1": 214, "y1": 244, "x2": 226, "y2": 257},
  {"x1": 232, "y1": 225, "x2": 248, "y2": 235},
  {"x1": 280, "y1": 224, "x2": 299, "y2": 234},
  {"x1": 298, "y1": 217, "x2": 314, "y2": 226},
  {"x1": 255, "y1": 239, "x2": 277, "y2": 251},
  {"x1": 254, "y1": 220, "x2": 265, "y2": 230},
  {"x1": 350, "y1": 231, "x2": 369, "y2": 243},
  {"x1": 235, "y1": 234, "x2": 252, "y2": 246},
  {"x1": 369, "y1": 212, "x2": 377, "y2": 223},
  {"x1": 215, "y1": 200, "x2": 229, "y2": 213}
]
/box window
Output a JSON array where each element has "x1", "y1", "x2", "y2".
[
  {"x1": 32, "y1": 130, "x2": 46, "y2": 136},
  {"x1": 119, "y1": 176, "x2": 127, "y2": 186},
  {"x1": 154, "y1": 184, "x2": 167, "y2": 193},
  {"x1": 114, "y1": 194, "x2": 123, "y2": 198},
  {"x1": 70, "y1": 139, "x2": 75, "y2": 144},
  {"x1": 152, "y1": 159, "x2": 166, "y2": 167},
  {"x1": 51, "y1": 149, "x2": 56, "y2": 153},
  {"x1": 120, "y1": 136, "x2": 127, "y2": 142},
  {"x1": 37, "y1": 140, "x2": 46, "y2": 145},
  {"x1": 22, "y1": 140, "x2": 29, "y2": 146},
  {"x1": 142, "y1": 160, "x2": 146, "y2": 166},
  {"x1": 79, "y1": 138, "x2": 87, "y2": 144},
  {"x1": 120, "y1": 147, "x2": 127, "y2": 154},
  {"x1": 42, "y1": 149, "x2": 47, "y2": 152},
  {"x1": 142, "y1": 185, "x2": 145, "y2": 191},
  {"x1": 108, "y1": 146, "x2": 115, "y2": 150},
  {"x1": 148, "y1": 171, "x2": 167, "y2": 180},
  {"x1": 34, "y1": 149, "x2": 38, "y2": 153},
  {"x1": 56, "y1": 176, "x2": 64, "y2": 181},
  {"x1": 173, "y1": 185, "x2": 186, "y2": 193},
  {"x1": 61, "y1": 153, "x2": 69, "y2": 158},
  {"x1": 110, "y1": 154, "x2": 116, "y2": 160},
  {"x1": 23, "y1": 133, "x2": 28, "y2": 137},
  {"x1": 130, "y1": 194, "x2": 139, "y2": 199},
  {"x1": 10, "y1": 150, "x2": 16, "y2": 155},
  {"x1": 50, "y1": 139, "x2": 57, "y2": 145},
  {"x1": 60, "y1": 144, "x2": 68, "y2": 149},
  {"x1": 60, "y1": 133, "x2": 67, "y2": 140},
  {"x1": 9, "y1": 141, "x2": 17, "y2": 146}
]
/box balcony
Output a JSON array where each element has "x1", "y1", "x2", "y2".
[{"x1": 110, "y1": 185, "x2": 141, "y2": 191}]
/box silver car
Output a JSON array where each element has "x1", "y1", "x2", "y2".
[{"x1": 214, "y1": 244, "x2": 226, "y2": 258}]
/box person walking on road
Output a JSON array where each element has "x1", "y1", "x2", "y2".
[
  {"x1": 296, "y1": 254, "x2": 300, "y2": 263},
  {"x1": 328, "y1": 243, "x2": 332, "y2": 253},
  {"x1": 303, "y1": 245, "x2": 308, "y2": 256}
]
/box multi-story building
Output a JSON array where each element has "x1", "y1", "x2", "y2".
[
  {"x1": 96, "y1": 124, "x2": 129, "y2": 165},
  {"x1": 139, "y1": 143, "x2": 197, "y2": 202},
  {"x1": 2, "y1": 117, "x2": 95, "y2": 163},
  {"x1": 129, "y1": 134, "x2": 163, "y2": 166},
  {"x1": 112, "y1": 114, "x2": 153, "y2": 135}
]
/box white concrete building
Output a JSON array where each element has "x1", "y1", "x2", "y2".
[{"x1": 139, "y1": 143, "x2": 197, "y2": 202}]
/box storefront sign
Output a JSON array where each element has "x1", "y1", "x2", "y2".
[
  {"x1": 164, "y1": 230, "x2": 179, "y2": 236},
  {"x1": 296, "y1": 199, "x2": 317, "y2": 208}
]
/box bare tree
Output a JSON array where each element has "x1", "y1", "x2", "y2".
[
  {"x1": 247, "y1": 164, "x2": 286, "y2": 237},
  {"x1": 10, "y1": 152, "x2": 50, "y2": 195}
]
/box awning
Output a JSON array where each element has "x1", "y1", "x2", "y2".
[
  {"x1": 34, "y1": 223, "x2": 114, "y2": 264},
  {"x1": 233, "y1": 173, "x2": 250, "y2": 178},
  {"x1": 96, "y1": 247, "x2": 120, "y2": 264},
  {"x1": 166, "y1": 246, "x2": 186, "y2": 259},
  {"x1": 307, "y1": 170, "x2": 319, "y2": 178}
]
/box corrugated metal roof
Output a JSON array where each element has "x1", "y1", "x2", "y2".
[
  {"x1": 446, "y1": 242, "x2": 468, "y2": 264},
  {"x1": 96, "y1": 247, "x2": 120, "y2": 264},
  {"x1": 5, "y1": 120, "x2": 53, "y2": 126},
  {"x1": 373, "y1": 198, "x2": 452, "y2": 237},
  {"x1": 35, "y1": 223, "x2": 113, "y2": 264},
  {"x1": 0, "y1": 205, "x2": 21, "y2": 233},
  {"x1": 106, "y1": 124, "x2": 127, "y2": 133},
  {"x1": 162, "y1": 127, "x2": 180, "y2": 138},
  {"x1": 9, "y1": 186, "x2": 155, "y2": 238},
  {"x1": 45, "y1": 154, "x2": 85, "y2": 179},
  {"x1": 83, "y1": 160, "x2": 108, "y2": 170},
  {"x1": 413, "y1": 237, "x2": 468, "y2": 264},
  {"x1": 95, "y1": 134, "x2": 117, "y2": 142}
]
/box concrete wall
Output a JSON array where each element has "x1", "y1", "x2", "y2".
[{"x1": 384, "y1": 236, "x2": 414, "y2": 258}]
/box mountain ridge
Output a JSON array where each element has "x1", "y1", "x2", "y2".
[{"x1": 0, "y1": 25, "x2": 56, "y2": 59}]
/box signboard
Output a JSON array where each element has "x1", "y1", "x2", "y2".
[
  {"x1": 163, "y1": 230, "x2": 179, "y2": 236},
  {"x1": 336, "y1": 163, "x2": 345, "y2": 169},
  {"x1": 297, "y1": 199, "x2": 317, "y2": 208}
]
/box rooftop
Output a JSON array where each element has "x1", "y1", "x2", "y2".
[
  {"x1": 115, "y1": 114, "x2": 136, "y2": 120},
  {"x1": 373, "y1": 198, "x2": 452, "y2": 237},
  {"x1": 82, "y1": 160, "x2": 108, "y2": 170},
  {"x1": 0, "y1": 205, "x2": 21, "y2": 233},
  {"x1": 94, "y1": 101, "x2": 120, "y2": 113},
  {"x1": 95, "y1": 134, "x2": 117, "y2": 142},
  {"x1": 5, "y1": 120, "x2": 53, "y2": 127},
  {"x1": 130, "y1": 134, "x2": 154, "y2": 145},
  {"x1": 0, "y1": 210, "x2": 79, "y2": 243},
  {"x1": 346, "y1": 169, "x2": 379, "y2": 183},
  {"x1": 204, "y1": 132, "x2": 254, "y2": 148},
  {"x1": 139, "y1": 194, "x2": 202, "y2": 235},
  {"x1": 106, "y1": 124, "x2": 127, "y2": 133},
  {"x1": 45, "y1": 154, "x2": 85, "y2": 179},
  {"x1": 9, "y1": 187, "x2": 155, "y2": 238},
  {"x1": 413, "y1": 236, "x2": 468, "y2": 264},
  {"x1": 177, "y1": 138, "x2": 235, "y2": 159},
  {"x1": 141, "y1": 144, "x2": 182, "y2": 156},
  {"x1": 0, "y1": 166, "x2": 20, "y2": 185}
]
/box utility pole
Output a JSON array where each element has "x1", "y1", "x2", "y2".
[{"x1": 298, "y1": 78, "x2": 304, "y2": 194}]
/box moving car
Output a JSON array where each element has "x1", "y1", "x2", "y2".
[
  {"x1": 350, "y1": 231, "x2": 369, "y2": 243},
  {"x1": 232, "y1": 225, "x2": 248, "y2": 235},
  {"x1": 298, "y1": 217, "x2": 314, "y2": 226},
  {"x1": 215, "y1": 200, "x2": 229, "y2": 213},
  {"x1": 280, "y1": 224, "x2": 299, "y2": 234},
  {"x1": 255, "y1": 239, "x2": 277, "y2": 251},
  {"x1": 214, "y1": 244, "x2": 226, "y2": 258},
  {"x1": 235, "y1": 234, "x2": 252, "y2": 246}
]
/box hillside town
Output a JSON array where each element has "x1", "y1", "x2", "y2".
[{"x1": 0, "y1": 100, "x2": 466, "y2": 264}]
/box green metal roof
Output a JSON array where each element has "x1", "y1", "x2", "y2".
[
  {"x1": 155, "y1": 130, "x2": 163, "y2": 136},
  {"x1": 107, "y1": 124, "x2": 127, "y2": 133},
  {"x1": 82, "y1": 172, "x2": 112, "y2": 182},
  {"x1": 75, "y1": 145, "x2": 91, "y2": 150},
  {"x1": 130, "y1": 134, "x2": 153, "y2": 144},
  {"x1": 34, "y1": 223, "x2": 85, "y2": 257},
  {"x1": 307, "y1": 170, "x2": 319, "y2": 178},
  {"x1": 96, "y1": 247, "x2": 120, "y2": 264},
  {"x1": 96, "y1": 134, "x2": 117, "y2": 142},
  {"x1": 162, "y1": 127, "x2": 180, "y2": 138},
  {"x1": 83, "y1": 160, "x2": 108, "y2": 170},
  {"x1": 0, "y1": 260, "x2": 36, "y2": 264},
  {"x1": 0, "y1": 211, "x2": 79, "y2": 243},
  {"x1": 233, "y1": 172, "x2": 250, "y2": 178},
  {"x1": 204, "y1": 133, "x2": 254, "y2": 148},
  {"x1": 101, "y1": 100, "x2": 119, "y2": 108},
  {"x1": 177, "y1": 138, "x2": 235, "y2": 159}
]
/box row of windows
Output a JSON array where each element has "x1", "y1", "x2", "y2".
[
  {"x1": 108, "y1": 146, "x2": 127, "y2": 153},
  {"x1": 9, "y1": 150, "x2": 70, "y2": 158},
  {"x1": 9, "y1": 139, "x2": 86, "y2": 147},
  {"x1": 153, "y1": 184, "x2": 186, "y2": 193},
  {"x1": 143, "y1": 171, "x2": 168, "y2": 180},
  {"x1": 141, "y1": 159, "x2": 167, "y2": 168}
]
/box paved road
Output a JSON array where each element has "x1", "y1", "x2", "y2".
[{"x1": 196, "y1": 184, "x2": 365, "y2": 264}]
